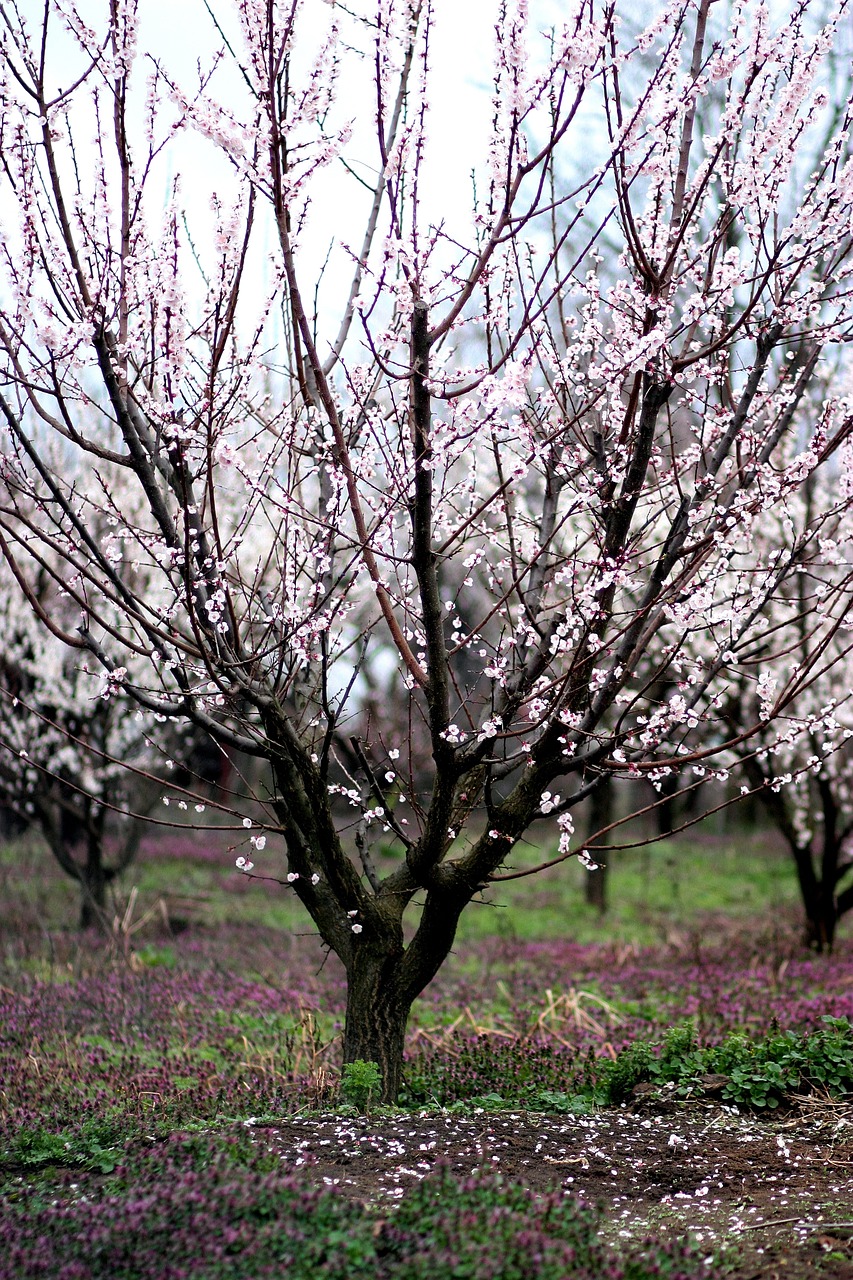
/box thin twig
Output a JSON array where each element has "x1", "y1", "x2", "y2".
[{"x1": 740, "y1": 1217, "x2": 853, "y2": 1232}]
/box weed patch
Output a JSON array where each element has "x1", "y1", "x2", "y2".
[
  {"x1": 601, "y1": 1016, "x2": 853, "y2": 1109},
  {"x1": 0, "y1": 1144, "x2": 718, "y2": 1280},
  {"x1": 340, "y1": 1060, "x2": 382, "y2": 1111},
  {"x1": 405, "y1": 1017, "x2": 853, "y2": 1113}
]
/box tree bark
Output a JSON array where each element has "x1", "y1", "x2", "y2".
[
  {"x1": 585, "y1": 776, "x2": 613, "y2": 914},
  {"x1": 343, "y1": 943, "x2": 412, "y2": 1104},
  {"x1": 802, "y1": 895, "x2": 837, "y2": 952},
  {"x1": 79, "y1": 861, "x2": 109, "y2": 930},
  {"x1": 792, "y1": 841, "x2": 837, "y2": 952}
]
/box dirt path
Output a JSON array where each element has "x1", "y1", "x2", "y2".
[{"x1": 234, "y1": 1102, "x2": 853, "y2": 1278}]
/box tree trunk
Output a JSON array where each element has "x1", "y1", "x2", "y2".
[
  {"x1": 343, "y1": 945, "x2": 412, "y2": 1103},
  {"x1": 585, "y1": 776, "x2": 613, "y2": 914},
  {"x1": 792, "y1": 840, "x2": 837, "y2": 953},
  {"x1": 79, "y1": 861, "x2": 108, "y2": 930},
  {"x1": 803, "y1": 889, "x2": 837, "y2": 953},
  {"x1": 584, "y1": 853, "x2": 608, "y2": 913},
  {"x1": 655, "y1": 770, "x2": 680, "y2": 837},
  {"x1": 78, "y1": 818, "x2": 114, "y2": 931}
]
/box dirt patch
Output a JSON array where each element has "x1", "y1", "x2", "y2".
[{"x1": 230, "y1": 1102, "x2": 853, "y2": 1278}]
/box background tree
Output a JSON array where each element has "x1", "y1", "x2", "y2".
[
  {"x1": 2, "y1": 0, "x2": 853, "y2": 1098},
  {"x1": 0, "y1": 549, "x2": 193, "y2": 929},
  {"x1": 721, "y1": 471, "x2": 853, "y2": 951}
]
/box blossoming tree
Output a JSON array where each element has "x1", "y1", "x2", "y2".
[
  {"x1": 0, "y1": 545, "x2": 193, "y2": 928},
  {"x1": 720, "y1": 479, "x2": 853, "y2": 950},
  {"x1": 2, "y1": 0, "x2": 853, "y2": 1097}
]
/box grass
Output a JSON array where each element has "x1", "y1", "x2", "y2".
[
  {"x1": 0, "y1": 817, "x2": 804, "y2": 956},
  {"x1": 1, "y1": 821, "x2": 847, "y2": 1133},
  {"x1": 2, "y1": 824, "x2": 851, "y2": 1280},
  {"x1": 456, "y1": 826, "x2": 800, "y2": 947}
]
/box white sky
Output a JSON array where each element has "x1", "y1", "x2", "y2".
[
  {"x1": 123, "y1": 0, "x2": 515, "y2": 323},
  {"x1": 15, "y1": 0, "x2": 647, "y2": 323}
]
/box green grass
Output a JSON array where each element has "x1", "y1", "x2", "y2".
[
  {"x1": 455, "y1": 827, "x2": 800, "y2": 947},
  {"x1": 1, "y1": 819, "x2": 803, "y2": 952}
]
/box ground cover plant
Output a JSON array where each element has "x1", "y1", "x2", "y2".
[
  {"x1": 0, "y1": 1143, "x2": 719, "y2": 1280},
  {"x1": 3, "y1": 829, "x2": 853, "y2": 1278}
]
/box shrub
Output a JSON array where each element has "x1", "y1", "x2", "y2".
[
  {"x1": 600, "y1": 1016, "x2": 853, "y2": 1109},
  {"x1": 406, "y1": 1017, "x2": 853, "y2": 1113},
  {"x1": 404, "y1": 1036, "x2": 583, "y2": 1108}
]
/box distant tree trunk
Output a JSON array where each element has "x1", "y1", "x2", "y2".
[
  {"x1": 792, "y1": 808, "x2": 853, "y2": 952},
  {"x1": 654, "y1": 769, "x2": 706, "y2": 837},
  {"x1": 78, "y1": 858, "x2": 111, "y2": 930},
  {"x1": 0, "y1": 804, "x2": 28, "y2": 839},
  {"x1": 793, "y1": 848, "x2": 840, "y2": 952},
  {"x1": 585, "y1": 776, "x2": 613, "y2": 914},
  {"x1": 747, "y1": 769, "x2": 853, "y2": 952},
  {"x1": 655, "y1": 770, "x2": 680, "y2": 837},
  {"x1": 36, "y1": 792, "x2": 139, "y2": 932},
  {"x1": 71, "y1": 801, "x2": 113, "y2": 930}
]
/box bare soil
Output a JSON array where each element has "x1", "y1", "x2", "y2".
[{"x1": 233, "y1": 1100, "x2": 853, "y2": 1279}]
